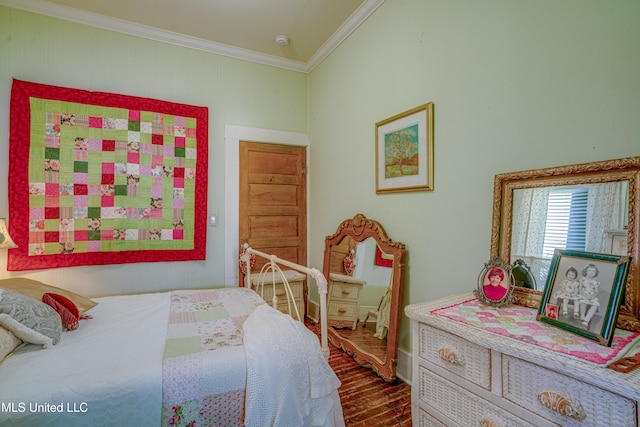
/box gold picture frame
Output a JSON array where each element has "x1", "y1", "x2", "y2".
[{"x1": 375, "y1": 103, "x2": 434, "y2": 194}]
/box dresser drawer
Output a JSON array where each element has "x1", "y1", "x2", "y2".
[
  {"x1": 419, "y1": 324, "x2": 491, "y2": 390},
  {"x1": 503, "y1": 355, "x2": 637, "y2": 426},
  {"x1": 419, "y1": 366, "x2": 535, "y2": 427},
  {"x1": 417, "y1": 407, "x2": 447, "y2": 427},
  {"x1": 328, "y1": 281, "x2": 362, "y2": 302}
]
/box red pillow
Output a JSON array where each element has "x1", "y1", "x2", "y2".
[{"x1": 42, "y1": 293, "x2": 80, "y2": 331}]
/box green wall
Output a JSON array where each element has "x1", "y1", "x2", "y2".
[
  {"x1": 308, "y1": 0, "x2": 640, "y2": 352},
  {"x1": 0, "y1": 6, "x2": 308, "y2": 296}
]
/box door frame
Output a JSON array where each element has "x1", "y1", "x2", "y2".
[{"x1": 224, "y1": 125, "x2": 310, "y2": 286}]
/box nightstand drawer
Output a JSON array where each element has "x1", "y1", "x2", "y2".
[
  {"x1": 503, "y1": 355, "x2": 636, "y2": 426},
  {"x1": 419, "y1": 366, "x2": 535, "y2": 427},
  {"x1": 257, "y1": 281, "x2": 303, "y2": 304},
  {"x1": 328, "y1": 281, "x2": 362, "y2": 302},
  {"x1": 419, "y1": 324, "x2": 491, "y2": 390},
  {"x1": 327, "y1": 299, "x2": 359, "y2": 319}
]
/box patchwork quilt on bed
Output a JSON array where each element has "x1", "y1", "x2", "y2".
[{"x1": 161, "y1": 287, "x2": 264, "y2": 427}]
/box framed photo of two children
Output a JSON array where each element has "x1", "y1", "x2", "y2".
[{"x1": 537, "y1": 249, "x2": 631, "y2": 346}]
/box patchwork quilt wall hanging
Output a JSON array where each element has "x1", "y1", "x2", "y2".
[{"x1": 7, "y1": 79, "x2": 208, "y2": 271}]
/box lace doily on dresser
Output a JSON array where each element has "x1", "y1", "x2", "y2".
[{"x1": 431, "y1": 298, "x2": 640, "y2": 365}]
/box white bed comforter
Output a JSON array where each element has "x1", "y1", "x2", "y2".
[
  {"x1": 0, "y1": 292, "x2": 170, "y2": 427},
  {"x1": 243, "y1": 304, "x2": 345, "y2": 427}
]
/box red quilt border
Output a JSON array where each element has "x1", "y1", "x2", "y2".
[{"x1": 7, "y1": 79, "x2": 208, "y2": 271}]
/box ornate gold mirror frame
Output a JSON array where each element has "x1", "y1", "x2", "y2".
[
  {"x1": 323, "y1": 214, "x2": 406, "y2": 381},
  {"x1": 490, "y1": 156, "x2": 640, "y2": 331}
]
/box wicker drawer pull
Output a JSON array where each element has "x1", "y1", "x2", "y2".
[
  {"x1": 338, "y1": 307, "x2": 348, "y2": 314},
  {"x1": 341, "y1": 289, "x2": 351, "y2": 295},
  {"x1": 480, "y1": 418, "x2": 503, "y2": 427},
  {"x1": 438, "y1": 347, "x2": 464, "y2": 366},
  {"x1": 537, "y1": 391, "x2": 586, "y2": 421},
  {"x1": 275, "y1": 290, "x2": 286, "y2": 296}
]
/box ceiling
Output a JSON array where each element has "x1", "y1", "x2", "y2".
[{"x1": 3, "y1": 0, "x2": 386, "y2": 72}]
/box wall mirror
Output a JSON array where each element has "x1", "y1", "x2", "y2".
[
  {"x1": 490, "y1": 156, "x2": 640, "y2": 331},
  {"x1": 323, "y1": 213, "x2": 406, "y2": 381}
]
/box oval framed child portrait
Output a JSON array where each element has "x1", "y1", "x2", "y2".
[{"x1": 474, "y1": 257, "x2": 514, "y2": 307}]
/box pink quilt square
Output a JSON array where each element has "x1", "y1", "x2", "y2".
[
  {"x1": 86, "y1": 241, "x2": 101, "y2": 252},
  {"x1": 173, "y1": 229, "x2": 184, "y2": 240},
  {"x1": 129, "y1": 110, "x2": 140, "y2": 121},
  {"x1": 152, "y1": 155, "x2": 163, "y2": 166},
  {"x1": 152, "y1": 134, "x2": 163, "y2": 145},
  {"x1": 102, "y1": 163, "x2": 115, "y2": 174},
  {"x1": 29, "y1": 231, "x2": 45, "y2": 243},
  {"x1": 174, "y1": 116, "x2": 186, "y2": 126},
  {"x1": 101, "y1": 174, "x2": 114, "y2": 185},
  {"x1": 45, "y1": 207, "x2": 59, "y2": 219},
  {"x1": 44, "y1": 231, "x2": 59, "y2": 242},
  {"x1": 73, "y1": 196, "x2": 88, "y2": 208},
  {"x1": 101, "y1": 196, "x2": 114, "y2": 207},
  {"x1": 45, "y1": 195, "x2": 59, "y2": 207},
  {"x1": 89, "y1": 117, "x2": 103, "y2": 128},
  {"x1": 102, "y1": 140, "x2": 116, "y2": 151},
  {"x1": 29, "y1": 208, "x2": 45, "y2": 220},
  {"x1": 174, "y1": 136, "x2": 186, "y2": 147},
  {"x1": 150, "y1": 186, "x2": 163, "y2": 198},
  {"x1": 186, "y1": 127, "x2": 196, "y2": 138},
  {"x1": 127, "y1": 152, "x2": 140, "y2": 163},
  {"x1": 174, "y1": 178, "x2": 184, "y2": 188},
  {"x1": 100, "y1": 230, "x2": 114, "y2": 240},
  {"x1": 74, "y1": 230, "x2": 88, "y2": 241},
  {"x1": 151, "y1": 208, "x2": 162, "y2": 219},
  {"x1": 45, "y1": 183, "x2": 58, "y2": 195},
  {"x1": 74, "y1": 184, "x2": 88, "y2": 195},
  {"x1": 73, "y1": 173, "x2": 89, "y2": 184},
  {"x1": 174, "y1": 167, "x2": 185, "y2": 178},
  {"x1": 173, "y1": 198, "x2": 184, "y2": 209}
]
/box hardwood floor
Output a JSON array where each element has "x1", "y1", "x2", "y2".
[{"x1": 306, "y1": 320, "x2": 412, "y2": 426}]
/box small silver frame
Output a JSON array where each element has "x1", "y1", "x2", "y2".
[{"x1": 474, "y1": 257, "x2": 514, "y2": 307}]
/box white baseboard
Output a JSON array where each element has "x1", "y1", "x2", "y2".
[{"x1": 307, "y1": 299, "x2": 319, "y2": 323}]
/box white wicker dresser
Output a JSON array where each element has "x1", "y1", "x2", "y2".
[{"x1": 405, "y1": 292, "x2": 640, "y2": 427}]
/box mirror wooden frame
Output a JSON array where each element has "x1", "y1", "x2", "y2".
[
  {"x1": 490, "y1": 156, "x2": 640, "y2": 331},
  {"x1": 323, "y1": 213, "x2": 406, "y2": 381}
]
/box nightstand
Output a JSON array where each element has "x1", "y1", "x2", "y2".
[
  {"x1": 250, "y1": 269, "x2": 305, "y2": 319},
  {"x1": 327, "y1": 272, "x2": 365, "y2": 330}
]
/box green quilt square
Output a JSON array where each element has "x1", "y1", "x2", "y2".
[
  {"x1": 128, "y1": 121, "x2": 140, "y2": 131},
  {"x1": 163, "y1": 337, "x2": 202, "y2": 359},
  {"x1": 88, "y1": 207, "x2": 101, "y2": 218},
  {"x1": 74, "y1": 161, "x2": 88, "y2": 173},
  {"x1": 45, "y1": 147, "x2": 60, "y2": 160},
  {"x1": 194, "y1": 307, "x2": 228, "y2": 322},
  {"x1": 114, "y1": 185, "x2": 128, "y2": 196}
]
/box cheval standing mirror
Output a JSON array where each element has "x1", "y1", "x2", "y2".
[{"x1": 323, "y1": 214, "x2": 406, "y2": 382}]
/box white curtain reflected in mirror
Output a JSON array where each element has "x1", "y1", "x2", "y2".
[{"x1": 511, "y1": 182, "x2": 629, "y2": 289}]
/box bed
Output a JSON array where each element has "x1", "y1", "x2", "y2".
[{"x1": 0, "y1": 248, "x2": 342, "y2": 427}]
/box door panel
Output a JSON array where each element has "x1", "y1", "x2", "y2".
[{"x1": 239, "y1": 141, "x2": 307, "y2": 298}]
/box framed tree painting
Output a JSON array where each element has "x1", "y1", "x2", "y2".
[{"x1": 375, "y1": 102, "x2": 434, "y2": 194}]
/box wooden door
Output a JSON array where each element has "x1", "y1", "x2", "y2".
[{"x1": 239, "y1": 141, "x2": 307, "y2": 289}]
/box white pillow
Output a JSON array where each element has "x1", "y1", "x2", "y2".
[
  {"x1": 0, "y1": 290, "x2": 62, "y2": 348},
  {"x1": 0, "y1": 325, "x2": 21, "y2": 361}
]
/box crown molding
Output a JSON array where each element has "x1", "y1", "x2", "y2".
[
  {"x1": 307, "y1": 0, "x2": 386, "y2": 71},
  {"x1": 1, "y1": 0, "x2": 386, "y2": 73}
]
